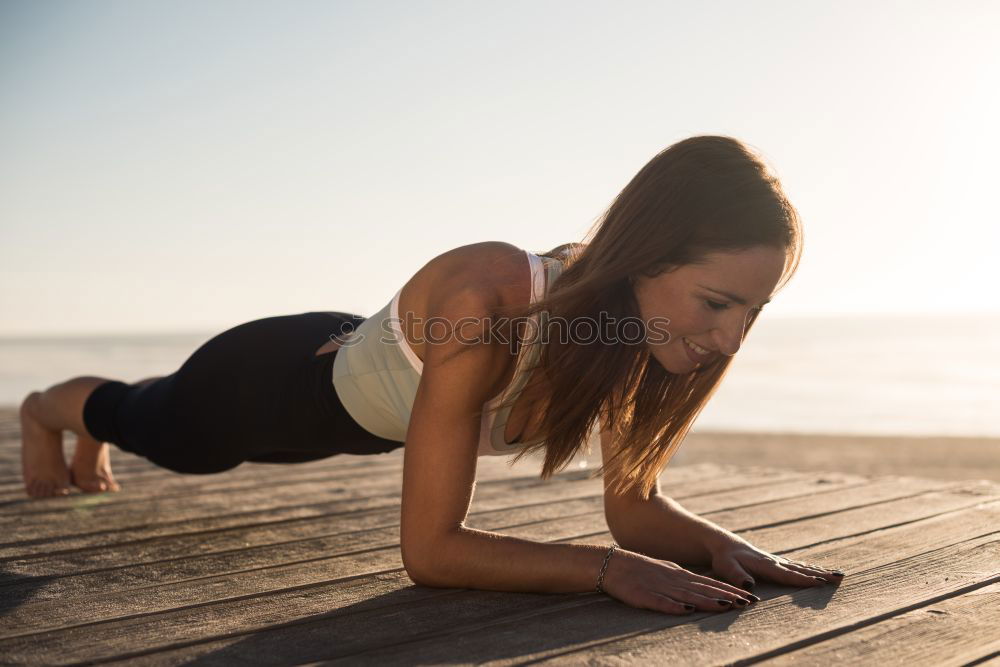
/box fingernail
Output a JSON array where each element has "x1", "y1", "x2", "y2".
[
  {"x1": 831, "y1": 571, "x2": 844, "y2": 577},
  {"x1": 733, "y1": 598, "x2": 748, "y2": 607},
  {"x1": 812, "y1": 576, "x2": 827, "y2": 585},
  {"x1": 716, "y1": 599, "x2": 732, "y2": 606},
  {"x1": 748, "y1": 593, "x2": 761, "y2": 602},
  {"x1": 683, "y1": 603, "x2": 695, "y2": 611},
  {"x1": 742, "y1": 579, "x2": 754, "y2": 589}
]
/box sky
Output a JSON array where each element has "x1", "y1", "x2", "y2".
[{"x1": 1, "y1": 0, "x2": 998, "y2": 336}]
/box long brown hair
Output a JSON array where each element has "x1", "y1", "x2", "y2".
[{"x1": 484, "y1": 135, "x2": 803, "y2": 501}]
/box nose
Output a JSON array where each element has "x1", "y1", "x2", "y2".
[{"x1": 709, "y1": 311, "x2": 751, "y2": 357}]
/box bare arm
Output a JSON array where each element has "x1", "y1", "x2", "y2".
[
  {"x1": 399, "y1": 284, "x2": 611, "y2": 593},
  {"x1": 601, "y1": 426, "x2": 729, "y2": 566},
  {"x1": 606, "y1": 494, "x2": 732, "y2": 566},
  {"x1": 600, "y1": 429, "x2": 844, "y2": 589},
  {"x1": 412, "y1": 530, "x2": 613, "y2": 593}
]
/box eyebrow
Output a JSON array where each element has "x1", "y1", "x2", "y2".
[{"x1": 697, "y1": 284, "x2": 772, "y2": 307}]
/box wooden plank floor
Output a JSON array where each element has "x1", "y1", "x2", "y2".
[{"x1": 0, "y1": 421, "x2": 998, "y2": 666}]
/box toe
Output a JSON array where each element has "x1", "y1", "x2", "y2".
[
  {"x1": 78, "y1": 476, "x2": 118, "y2": 493},
  {"x1": 102, "y1": 473, "x2": 121, "y2": 492},
  {"x1": 78, "y1": 479, "x2": 103, "y2": 493}
]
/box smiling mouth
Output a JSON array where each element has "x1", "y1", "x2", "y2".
[{"x1": 682, "y1": 337, "x2": 713, "y2": 356}]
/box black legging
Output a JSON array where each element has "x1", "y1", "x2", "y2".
[{"x1": 82, "y1": 311, "x2": 404, "y2": 474}]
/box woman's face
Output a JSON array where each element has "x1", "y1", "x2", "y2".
[{"x1": 631, "y1": 245, "x2": 786, "y2": 373}]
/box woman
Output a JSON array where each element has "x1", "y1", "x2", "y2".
[{"x1": 19, "y1": 135, "x2": 844, "y2": 616}]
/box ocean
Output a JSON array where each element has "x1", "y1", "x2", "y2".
[{"x1": 1, "y1": 313, "x2": 998, "y2": 438}]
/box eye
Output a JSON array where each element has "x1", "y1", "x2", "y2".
[{"x1": 705, "y1": 299, "x2": 729, "y2": 311}]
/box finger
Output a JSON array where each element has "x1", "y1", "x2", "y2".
[
  {"x1": 710, "y1": 557, "x2": 761, "y2": 597},
  {"x1": 686, "y1": 583, "x2": 756, "y2": 607},
  {"x1": 781, "y1": 559, "x2": 830, "y2": 576},
  {"x1": 781, "y1": 560, "x2": 844, "y2": 583},
  {"x1": 645, "y1": 591, "x2": 696, "y2": 615},
  {"x1": 767, "y1": 562, "x2": 830, "y2": 587},
  {"x1": 687, "y1": 571, "x2": 757, "y2": 598},
  {"x1": 794, "y1": 560, "x2": 846, "y2": 579}
]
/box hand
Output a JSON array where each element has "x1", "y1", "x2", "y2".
[
  {"x1": 705, "y1": 530, "x2": 845, "y2": 590},
  {"x1": 600, "y1": 547, "x2": 760, "y2": 615}
]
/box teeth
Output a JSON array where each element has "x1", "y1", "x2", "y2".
[{"x1": 684, "y1": 337, "x2": 710, "y2": 356}]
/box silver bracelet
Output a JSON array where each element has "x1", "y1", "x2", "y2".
[{"x1": 595, "y1": 542, "x2": 619, "y2": 594}]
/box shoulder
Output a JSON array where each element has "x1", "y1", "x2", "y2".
[
  {"x1": 433, "y1": 241, "x2": 528, "y2": 285},
  {"x1": 401, "y1": 241, "x2": 520, "y2": 342},
  {"x1": 422, "y1": 241, "x2": 530, "y2": 315},
  {"x1": 409, "y1": 248, "x2": 523, "y2": 407},
  {"x1": 396, "y1": 242, "x2": 529, "y2": 370}
]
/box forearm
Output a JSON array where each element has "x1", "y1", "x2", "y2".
[
  {"x1": 408, "y1": 526, "x2": 612, "y2": 593},
  {"x1": 607, "y1": 494, "x2": 735, "y2": 566}
]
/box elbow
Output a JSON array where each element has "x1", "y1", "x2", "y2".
[
  {"x1": 403, "y1": 563, "x2": 429, "y2": 586},
  {"x1": 400, "y1": 535, "x2": 457, "y2": 588},
  {"x1": 404, "y1": 558, "x2": 455, "y2": 589},
  {"x1": 603, "y1": 508, "x2": 638, "y2": 546},
  {"x1": 606, "y1": 523, "x2": 634, "y2": 552},
  {"x1": 405, "y1": 565, "x2": 445, "y2": 588},
  {"x1": 402, "y1": 550, "x2": 437, "y2": 587},
  {"x1": 401, "y1": 543, "x2": 431, "y2": 585}
]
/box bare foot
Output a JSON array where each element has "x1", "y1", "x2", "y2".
[
  {"x1": 20, "y1": 392, "x2": 71, "y2": 498},
  {"x1": 70, "y1": 435, "x2": 121, "y2": 493}
]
